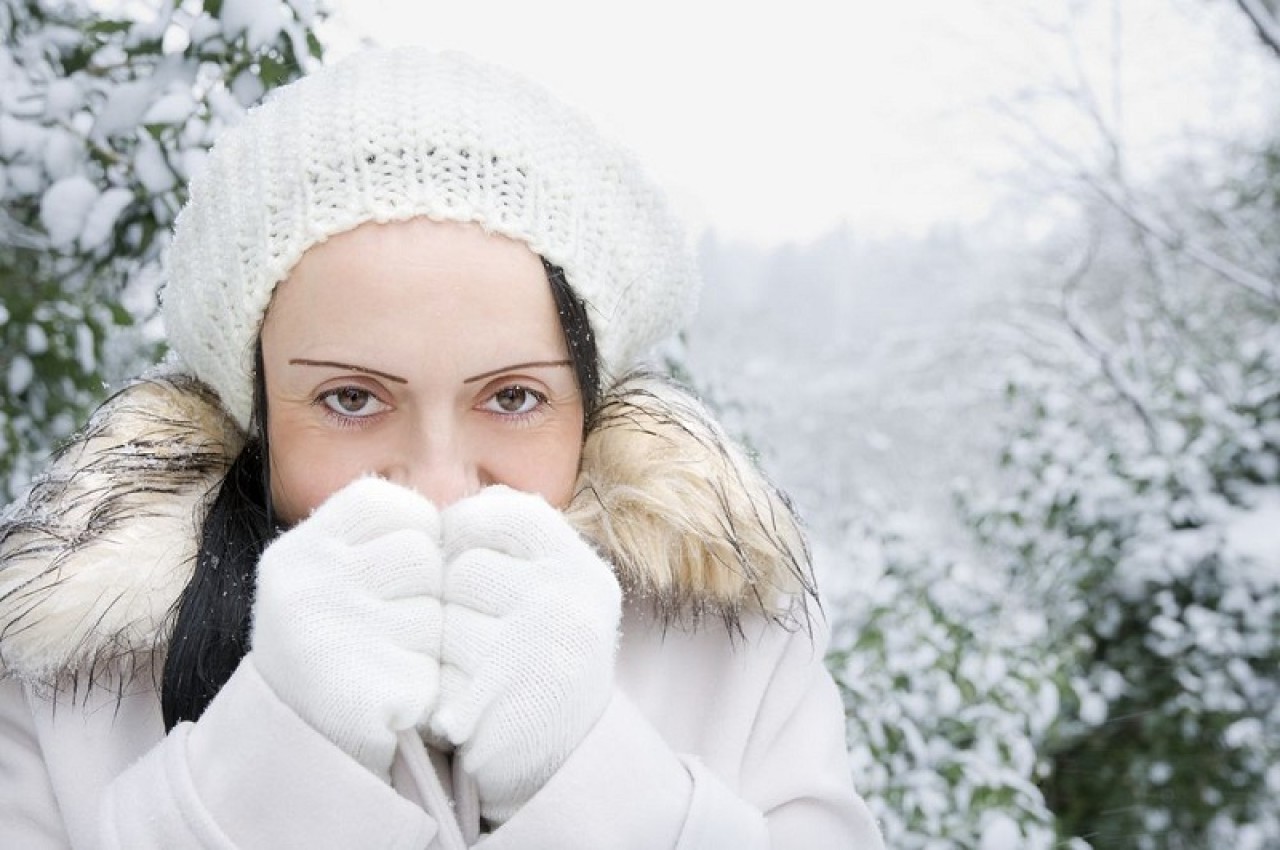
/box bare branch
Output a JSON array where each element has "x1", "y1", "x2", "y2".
[
  {"x1": 1006, "y1": 99, "x2": 1280, "y2": 305},
  {"x1": 1235, "y1": 0, "x2": 1280, "y2": 60},
  {"x1": 1058, "y1": 230, "x2": 1162, "y2": 448},
  {"x1": 1085, "y1": 175, "x2": 1280, "y2": 305},
  {"x1": 988, "y1": 12, "x2": 1280, "y2": 308}
]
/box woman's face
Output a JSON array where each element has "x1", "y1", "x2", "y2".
[{"x1": 261, "y1": 218, "x2": 585, "y2": 525}]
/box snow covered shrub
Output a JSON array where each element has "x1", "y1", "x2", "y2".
[
  {"x1": 965, "y1": 349, "x2": 1280, "y2": 849},
  {"x1": 961, "y1": 141, "x2": 1280, "y2": 846},
  {"x1": 0, "y1": 0, "x2": 324, "y2": 499},
  {"x1": 825, "y1": 511, "x2": 1061, "y2": 850}
]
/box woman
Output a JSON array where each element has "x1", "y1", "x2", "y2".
[{"x1": 0, "y1": 48, "x2": 884, "y2": 848}]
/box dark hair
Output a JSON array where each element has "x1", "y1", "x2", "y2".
[
  {"x1": 544, "y1": 259, "x2": 600, "y2": 425},
  {"x1": 161, "y1": 262, "x2": 599, "y2": 729},
  {"x1": 160, "y1": 345, "x2": 275, "y2": 730}
]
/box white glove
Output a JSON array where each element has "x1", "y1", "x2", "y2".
[
  {"x1": 249, "y1": 477, "x2": 444, "y2": 780},
  {"x1": 433, "y1": 485, "x2": 622, "y2": 824}
]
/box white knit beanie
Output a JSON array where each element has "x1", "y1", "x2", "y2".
[{"x1": 161, "y1": 47, "x2": 700, "y2": 432}]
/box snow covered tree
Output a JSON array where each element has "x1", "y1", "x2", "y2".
[
  {"x1": 964, "y1": 312, "x2": 1280, "y2": 848},
  {"x1": 0, "y1": 0, "x2": 324, "y2": 499},
  {"x1": 961, "y1": 3, "x2": 1280, "y2": 845}
]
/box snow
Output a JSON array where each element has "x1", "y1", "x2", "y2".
[
  {"x1": 41, "y1": 127, "x2": 82, "y2": 181},
  {"x1": 24, "y1": 324, "x2": 48, "y2": 355},
  {"x1": 133, "y1": 136, "x2": 176, "y2": 194},
  {"x1": 6, "y1": 355, "x2": 33, "y2": 396},
  {"x1": 161, "y1": 21, "x2": 193, "y2": 54},
  {"x1": 1097, "y1": 669, "x2": 1127, "y2": 700},
  {"x1": 39, "y1": 174, "x2": 99, "y2": 247},
  {"x1": 0, "y1": 113, "x2": 46, "y2": 159},
  {"x1": 1077, "y1": 688, "x2": 1108, "y2": 726},
  {"x1": 42, "y1": 77, "x2": 82, "y2": 120},
  {"x1": 80, "y1": 187, "x2": 134, "y2": 251},
  {"x1": 142, "y1": 91, "x2": 196, "y2": 126},
  {"x1": 187, "y1": 14, "x2": 222, "y2": 44},
  {"x1": 206, "y1": 86, "x2": 247, "y2": 125},
  {"x1": 979, "y1": 812, "x2": 1023, "y2": 850},
  {"x1": 89, "y1": 44, "x2": 128, "y2": 71},
  {"x1": 230, "y1": 70, "x2": 266, "y2": 108},
  {"x1": 178, "y1": 147, "x2": 208, "y2": 182},
  {"x1": 220, "y1": 0, "x2": 285, "y2": 51},
  {"x1": 75, "y1": 323, "x2": 96, "y2": 374},
  {"x1": 865, "y1": 430, "x2": 892, "y2": 452},
  {"x1": 1222, "y1": 717, "x2": 1263, "y2": 748},
  {"x1": 291, "y1": 0, "x2": 318, "y2": 24},
  {"x1": 1225, "y1": 488, "x2": 1280, "y2": 574},
  {"x1": 94, "y1": 79, "x2": 160, "y2": 139}
]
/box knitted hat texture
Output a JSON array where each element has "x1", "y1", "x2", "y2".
[{"x1": 162, "y1": 47, "x2": 700, "y2": 431}]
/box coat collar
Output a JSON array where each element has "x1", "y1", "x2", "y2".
[{"x1": 0, "y1": 373, "x2": 812, "y2": 686}]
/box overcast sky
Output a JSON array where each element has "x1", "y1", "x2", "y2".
[{"x1": 325, "y1": 1, "x2": 1277, "y2": 246}]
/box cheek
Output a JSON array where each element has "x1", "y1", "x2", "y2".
[
  {"x1": 484, "y1": 426, "x2": 584, "y2": 509},
  {"x1": 268, "y1": 435, "x2": 377, "y2": 525}
]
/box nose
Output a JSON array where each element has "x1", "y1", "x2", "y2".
[{"x1": 383, "y1": 430, "x2": 481, "y2": 509}]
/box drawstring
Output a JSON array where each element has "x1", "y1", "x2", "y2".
[
  {"x1": 452, "y1": 751, "x2": 482, "y2": 844},
  {"x1": 396, "y1": 730, "x2": 470, "y2": 850}
]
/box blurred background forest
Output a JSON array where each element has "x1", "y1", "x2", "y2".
[{"x1": 2, "y1": 0, "x2": 1278, "y2": 847}]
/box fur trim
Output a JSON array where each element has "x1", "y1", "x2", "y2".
[
  {"x1": 0, "y1": 376, "x2": 240, "y2": 686},
  {"x1": 565, "y1": 374, "x2": 815, "y2": 628},
  {"x1": 0, "y1": 373, "x2": 813, "y2": 686}
]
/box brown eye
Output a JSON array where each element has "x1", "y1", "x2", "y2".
[
  {"x1": 320, "y1": 387, "x2": 387, "y2": 418},
  {"x1": 337, "y1": 388, "x2": 368, "y2": 411},
  {"x1": 487, "y1": 386, "x2": 544, "y2": 415}
]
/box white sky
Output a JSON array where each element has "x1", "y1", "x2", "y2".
[{"x1": 324, "y1": 0, "x2": 1277, "y2": 246}]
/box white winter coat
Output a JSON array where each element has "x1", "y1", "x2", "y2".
[{"x1": 0, "y1": 375, "x2": 884, "y2": 849}]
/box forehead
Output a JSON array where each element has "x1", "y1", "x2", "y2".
[
  {"x1": 263, "y1": 218, "x2": 562, "y2": 353},
  {"x1": 279, "y1": 217, "x2": 545, "y2": 297},
  {"x1": 259, "y1": 219, "x2": 571, "y2": 383}
]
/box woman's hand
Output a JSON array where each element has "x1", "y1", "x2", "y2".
[
  {"x1": 249, "y1": 477, "x2": 444, "y2": 780},
  {"x1": 433, "y1": 485, "x2": 622, "y2": 825}
]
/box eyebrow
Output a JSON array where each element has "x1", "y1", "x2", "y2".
[
  {"x1": 463, "y1": 360, "x2": 573, "y2": 384},
  {"x1": 288, "y1": 359, "x2": 409, "y2": 384}
]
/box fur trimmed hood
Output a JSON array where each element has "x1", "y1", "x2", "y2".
[{"x1": 0, "y1": 373, "x2": 812, "y2": 687}]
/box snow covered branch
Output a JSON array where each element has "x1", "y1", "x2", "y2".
[
  {"x1": 1082, "y1": 174, "x2": 1280, "y2": 306},
  {"x1": 1057, "y1": 231, "x2": 1161, "y2": 447},
  {"x1": 1236, "y1": 0, "x2": 1280, "y2": 60}
]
